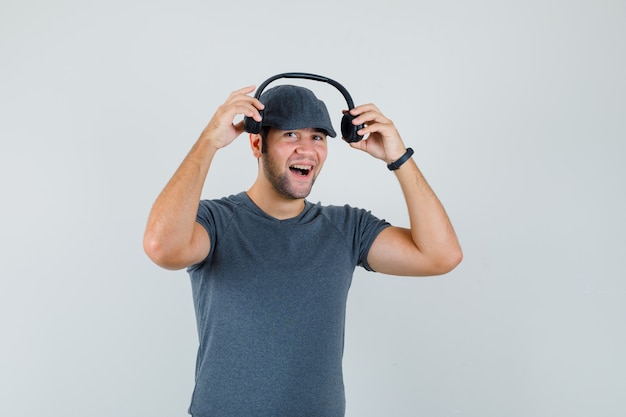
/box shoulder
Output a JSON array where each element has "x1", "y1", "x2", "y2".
[
  {"x1": 310, "y1": 201, "x2": 390, "y2": 236},
  {"x1": 199, "y1": 192, "x2": 246, "y2": 210},
  {"x1": 314, "y1": 202, "x2": 382, "y2": 224},
  {"x1": 198, "y1": 192, "x2": 247, "y2": 217},
  {"x1": 195, "y1": 193, "x2": 252, "y2": 238}
]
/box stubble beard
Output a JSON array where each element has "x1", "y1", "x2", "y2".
[{"x1": 262, "y1": 153, "x2": 316, "y2": 200}]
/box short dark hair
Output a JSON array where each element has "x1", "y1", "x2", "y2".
[{"x1": 260, "y1": 126, "x2": 271, "y2": 154}]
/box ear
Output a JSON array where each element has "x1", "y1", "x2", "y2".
[{"x1": 249, "y1": 133, "x2": 263, "y2": 158}]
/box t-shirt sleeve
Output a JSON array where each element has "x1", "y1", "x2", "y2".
[
  {"x1": 187, "y1": 197, "x2": 237, "y2": 271},
  {"x1": 323, "y1": 204, "x2": 391, "y2": 272},
  {"x1": 196, "y1": 199, "x2": 217, "y2": 239},
  {"x1": 352, "y1": 208, "x2": 391, "y2": 272}
]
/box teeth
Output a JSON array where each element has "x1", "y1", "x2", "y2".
[{"x1": 290, "y1": 165, "x2": 311, "y2": 171}]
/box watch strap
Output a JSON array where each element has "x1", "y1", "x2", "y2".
[{"x1": 387, "y1": 147, "x2": 414, "y2": 171}]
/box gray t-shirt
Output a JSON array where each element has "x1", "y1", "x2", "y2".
[{"x1": 187, "y1": 192, "x2": 390, "y2": 417}]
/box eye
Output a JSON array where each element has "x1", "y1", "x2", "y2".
[{"x1": 313, "y1": 134, "x2": 326, "y2": 142}]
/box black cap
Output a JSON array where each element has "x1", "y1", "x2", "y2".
[{"x1": 259, "y1": 85, "x2": 337, "y2": 138}]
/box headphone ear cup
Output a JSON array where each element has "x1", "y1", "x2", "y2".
[
  {"x1": 243, "y1": 111, "x2": 263, "y2": 134},
  {"x1": 341, "y1": 112, "x2": 364, "y2": 143}
]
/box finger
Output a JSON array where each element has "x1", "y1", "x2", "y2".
[
  {"x1": 355, "y1": 118, "x2": 397, "y2": 138},
  {"x1": 229, "y1": 85, "x2": 257, "y2": 97},
  {"x1": 226, "y1": 86, "x2": 265, "y2": 111},
  {"x1": 229, "y1": 102, "x2": 263, "y2": 122},
  {"x1": 352, "y1": 110, "x2": 391, "y2": 127},
  {"x1": 349, "y1": 103, "x2": 381, "y2": 116}
]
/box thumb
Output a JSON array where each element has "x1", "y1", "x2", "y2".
[
  {"x1": 349, "y1": 140, "x2": 368, "y2": 153},
  {"x1": 232, "y1": 120, "x2": 246, "y2": 135}
]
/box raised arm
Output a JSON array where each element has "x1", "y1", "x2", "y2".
[
  {"x1": 143, "y1": 86, "x2": 264, "y2": 270},
  {"x1": 347, "y1": 104, "x2": 463, "y2": 276}
]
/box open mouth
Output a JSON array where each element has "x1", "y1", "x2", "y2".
[{"x1": 289, "y1": 164, "x2": 312, "y2": 177}]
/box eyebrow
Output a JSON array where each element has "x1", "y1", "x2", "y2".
[{"x1": 282, "y1": 128, "x2": 327, "y2": 136}]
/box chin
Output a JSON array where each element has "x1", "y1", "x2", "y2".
[
  {"x1": 267, "y1": 170, "x2": 317, "y2": 200},
  {"x1": 285, "y1": 188, "x2": 312, "y2": 200}
]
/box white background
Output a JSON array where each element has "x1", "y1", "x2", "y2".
[{"x1": 1, "y1": 1, "x2": 624, "y2": 416}]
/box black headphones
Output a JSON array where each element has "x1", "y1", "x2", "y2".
[{"x1": 243, "y1": 72, "x2": 364, "y2": 143}]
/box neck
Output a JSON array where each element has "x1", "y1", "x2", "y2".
[{"x1": 246, "y1": 181, "x2": 306, "y2": 220}]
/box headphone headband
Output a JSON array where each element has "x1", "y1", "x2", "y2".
[
  {"x1": 243, "y1": 72, "x2": 363, "y2": 143},
  {"x1": 253, "y1": 72, "x2": 356, "y2": 109}
]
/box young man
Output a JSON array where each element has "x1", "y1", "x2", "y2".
[{"x1": 144, "y1": 82, "x2": 462, "y2": 417}]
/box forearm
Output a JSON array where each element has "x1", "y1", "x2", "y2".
[
  {"x1": 143, "y1": 137, "x2": 217, "y2": 260},
  {"x1": 394, "y1": 157, "x2": 462, "y2": 269}
]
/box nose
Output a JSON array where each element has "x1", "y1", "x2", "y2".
[{"x1": 295, "y1": 138, "x2": 316, "y2": 155}]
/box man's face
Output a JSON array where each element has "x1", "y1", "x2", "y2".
[{"x1": 261, "y1": 127, "x2": 328, "y2": 200}]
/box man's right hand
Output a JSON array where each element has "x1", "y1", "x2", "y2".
[{"x1": 199, "y1": 86, "x2": 265, "y2": 149}]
